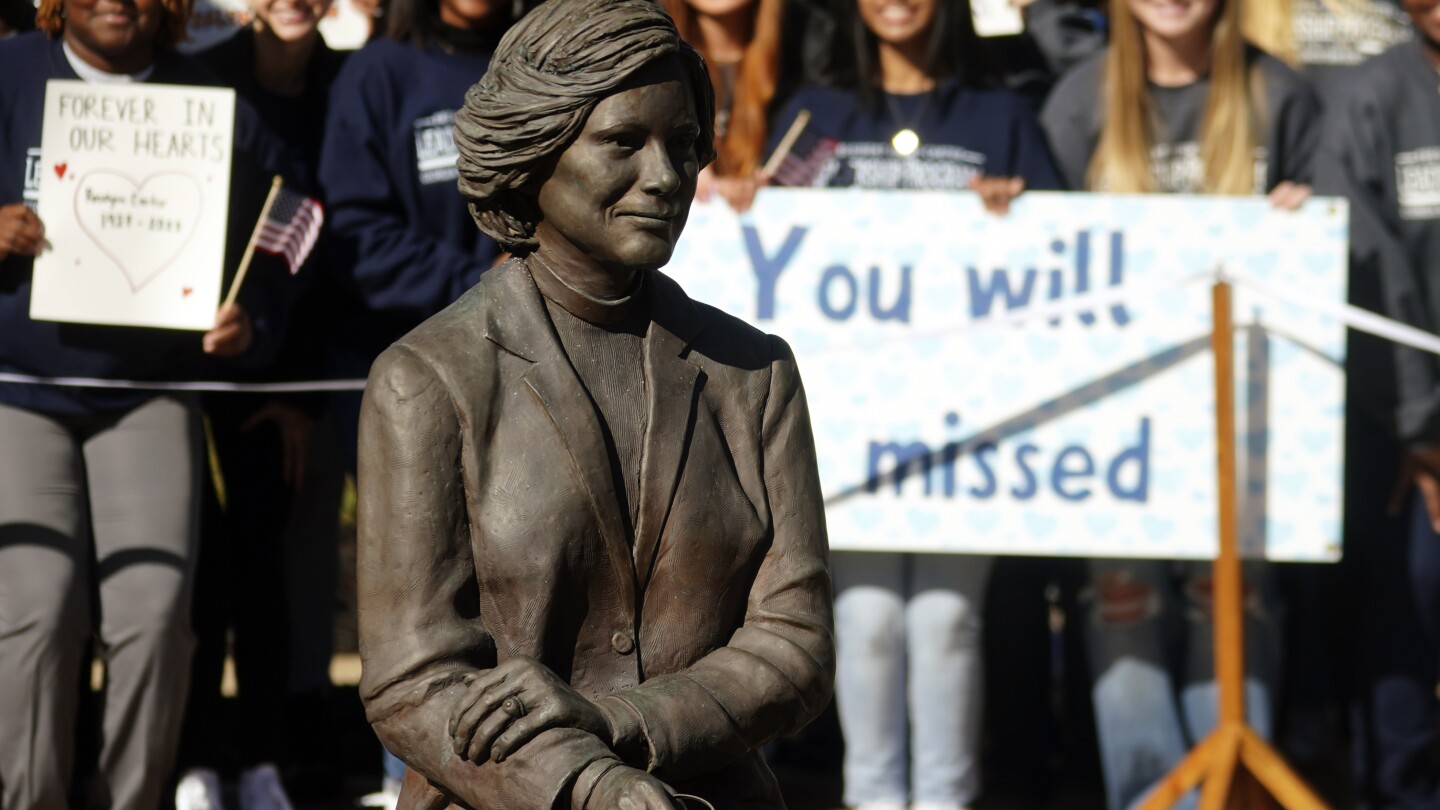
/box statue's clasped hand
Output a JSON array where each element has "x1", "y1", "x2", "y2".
[
  {"x1": 449, "y1": 657, "x2": 612, "y2": 764},
  {"x1": 585, "y1": 766, "x2": 690, "y2": 809}
]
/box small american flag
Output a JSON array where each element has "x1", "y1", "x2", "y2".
[
  {"x1": 255, "y1": 186, "x2": 323, "y2": 274},
  {"x1": 765, "y1": 112, "x2": 838, "y2": 188}
]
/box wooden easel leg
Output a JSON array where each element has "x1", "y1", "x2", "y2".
[
  {"x1": 1199, "y1": 726, "x2": 1243, "y2": 810},
  {"x1": 1235, "y1": 765, "x2": 1276, "y2": 809},
  {"x1": 1139, "y1": 732, "x2": 1221, "y2": 810},
  {"x1": 1239, "y1": 730, "x2": 1327, "y2": 810}
]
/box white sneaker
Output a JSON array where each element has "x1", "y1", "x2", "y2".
[
  {"x1": 239, "y1": 763, "x2": 294, "y2": 810},
  {"x1": 854, "y1": 803, "x2": 908, "y2": 810},
  {"x1": 357, "y1": 776, "x2": 401, "y2": 810},
  {"x1": 176, "y1": 768, "x2": 226, "y2": 810}
]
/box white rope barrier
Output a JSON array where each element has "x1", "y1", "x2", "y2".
[
  {"x1": 1225, "y1": 271, "x2": 1440, "y2": 357},
  {"x1": 0, "y1": 371, "x2": 367, "y2": 393}
]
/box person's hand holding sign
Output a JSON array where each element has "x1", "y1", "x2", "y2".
[
  {"x1": 969, "y1": 175, "x2": 1026, "y2": 215},
  {"x1": 0, "y1": 204, "x2": 44, "y2": 261},
  {"x1": 1392, "y1": 446, "x2": 1440, "y2": 533},
  {"x1": 1268, "y1": 181, "x2": 1312, "y2": 211},
  {"x1": 202, "y1": 301, "x2": 253, "y2": 357}
]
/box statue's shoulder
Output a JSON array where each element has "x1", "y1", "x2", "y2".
[
  {"x1": 394, "y1": 261, "x2": 520, "y2": 358},
  {"x1": 652, "y1": 270, "x2": 787, "y2": 377},
  {"x1": 372, "y1": 263, "x2": 528, "y2": 409}
]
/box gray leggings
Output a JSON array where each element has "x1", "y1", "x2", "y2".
[{"x1": 0, "y1": 396, "x2": 202, "y2": 810}]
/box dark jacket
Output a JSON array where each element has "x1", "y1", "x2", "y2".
[
  {"x1": 1321, "y1": 40, "x2": 1440, "y2": 447},
  {"x1": 357, "y1": 259, "x2": 835, "y2": 810},
  {"x1": 198, "y1": 27, "x2": 346, "y2": 190},
  {"x1": 198, "y1": 28, "x2": 346, "y2": 402}
]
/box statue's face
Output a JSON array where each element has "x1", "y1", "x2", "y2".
[{"x1": 535, "y1": 58, "x2": 701, "y2": 275}]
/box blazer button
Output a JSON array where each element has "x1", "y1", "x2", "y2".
[{"x1": 611, "y1": 631, "x2": 635, "y2": 655}]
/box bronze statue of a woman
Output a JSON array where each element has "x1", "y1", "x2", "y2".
[{"x1": 355, "y1": 0, "x2": 834, "y2": 807}]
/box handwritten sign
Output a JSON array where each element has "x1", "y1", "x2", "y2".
[
  {"x1": 665, "y1": 190, "x2": 1350, "y2": 561},
  {"x1": 31, "y1": 81, "x2": 236, "y2": 330}
]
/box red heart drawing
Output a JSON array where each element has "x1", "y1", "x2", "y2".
[
  {"x1": 182, "y1": 287, "x2": 194, "y2": 297},
  {"x1": 54, "y1": 162, "x2": 67, "y2": 179}
]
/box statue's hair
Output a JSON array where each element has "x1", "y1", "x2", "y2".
[{"x1": 454, "y1": 0, "x2": 716, "y2": 252}]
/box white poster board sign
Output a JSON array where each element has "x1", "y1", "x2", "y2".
[
  {"x1": 31, "y1": 81, "x2": 236, "y2": 331},
  {"x1": 665, "y1": 190, "x2": 1349, "y2": 562}
]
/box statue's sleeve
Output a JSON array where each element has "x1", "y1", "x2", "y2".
[
  {"x1": 598, "y1": 334, "x2": 836, "y2": 781},
  {"x1": 357, "y1": 343, "x2": 619, "y2": 809}
]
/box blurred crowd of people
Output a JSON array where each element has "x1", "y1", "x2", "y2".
[{"x1": 0, "y1": 0, "x2": 1438, "y2": 807}]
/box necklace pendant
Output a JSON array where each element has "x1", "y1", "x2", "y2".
[{"x1": 891, "y1": 128, "x2": 921, "y2": 156}]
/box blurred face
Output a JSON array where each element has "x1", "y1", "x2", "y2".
[
  {"x1": 1403, "y1": 0, "x2": 1440, "y2": 59},
  {"x1": 250, "y1": 0, "x2": 330, "y2": 41},
  {"x1": 535, "y1": 59, "x2": 701, "y2": 277},
  {"x1": 1125, "y1": 0, "x2": 1219, "y2": 44},
  {"x1": 439, "y1": 0, "x2": 506, "y2": 29},
  {"x1": 684, "y1": 0, "x2": 754, "y2": 17},
  {"x1": 858, "y1": 0, "x2": 937, "y2": 49},
  {"x1": 63, "y1": 0, "x2": 164, "y2": 72}
]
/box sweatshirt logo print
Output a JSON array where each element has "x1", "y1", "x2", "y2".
[
  {"x1": 1148, "y1": 143, "x2": 1269, "y2": 194},
  {"x1": 816, "y1": 142, "x2": 987, "y2": 190},
  {"x1": 414, "y1": 110, "x2": 459, "y2": 186},
  {"x1": 1397, "y1": 147, "x2": 1440, "y2": 221},
  {"x1": 1292, "y1": 0, "x2": 1411, "y2": 68},
  {"x1": 23, "y1": 147, "x2": 41, "y2": 209}
]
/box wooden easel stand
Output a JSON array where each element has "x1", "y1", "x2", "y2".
[{"x1": 1138, "y1": 280, "x2": 1328, "y2": 810}]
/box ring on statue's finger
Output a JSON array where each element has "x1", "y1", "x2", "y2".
[{"x1": 501, "y1": 695, "x2": 527, "y2": 718}]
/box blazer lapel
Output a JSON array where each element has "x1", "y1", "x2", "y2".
[
  {"x1": 633, "y1": 273, "x2": 706, "y2": 591},
  {"x1": 483, "y1": 261, "x2": 638, "y2": 609}
]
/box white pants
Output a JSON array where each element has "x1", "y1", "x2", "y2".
[{"x1": 833, "y1": 551, "x2": 992, "y2": 807}]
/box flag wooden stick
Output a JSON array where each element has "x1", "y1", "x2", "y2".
[
  {"x1": 222, "y1": 175, "x2": 283, "y2": 309},
  {"x1": 761, "y1": 110, "x2": 812, "y2": 177}
]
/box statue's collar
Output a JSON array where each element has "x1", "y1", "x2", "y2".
[
  {"x1": 527, "y1": 253, "x2": 647, "y2": 327},
  {"x1": 482, "y1": 258, "x2": 705, "y2": 363}
]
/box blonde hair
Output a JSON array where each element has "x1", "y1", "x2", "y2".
[
  {"x1": 663, "y1": 0, "x2": 782, "y2": 177},
  {"x1": 1088, "y1": 0, "x2": 1262, "y2": 195},
  {"x1": 37, "y1": 0, "x2": 193, "y2": 49},
  {"x1": 1241, "y1": 0, "x2": 1295, "y2": 62}
]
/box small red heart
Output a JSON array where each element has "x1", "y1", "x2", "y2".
[
  {"x1": 54, "y1": 162, "x2": 67, "y2": 179},
  {"x1": 182, "y1": 287, "x2": 194, "y2": 297}
]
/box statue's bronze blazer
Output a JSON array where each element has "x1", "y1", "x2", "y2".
[{"x1": 356, "y1": 259, "x2": 835, "y2": 810}]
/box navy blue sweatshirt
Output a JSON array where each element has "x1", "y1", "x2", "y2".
[
  {"x1": 0, "y1": 33, "x2": 294, "y2": 416},
  {"x1": 1321, "y1": 40, "x2": 1440, "y2": 448},
  {"x1": 317, "y1": 36, "x2": 499, "y2": 368},
  {"x1": 767, "y1": 81, "x2": 1063, "y2": 190}
]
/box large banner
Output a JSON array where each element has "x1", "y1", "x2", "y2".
[
  {"x1": 665, "y1": 190, "x2": 1349, "y2": 561},
  {"x1": 30, "y1": 81, "x2": 236, "y2": 331}
]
